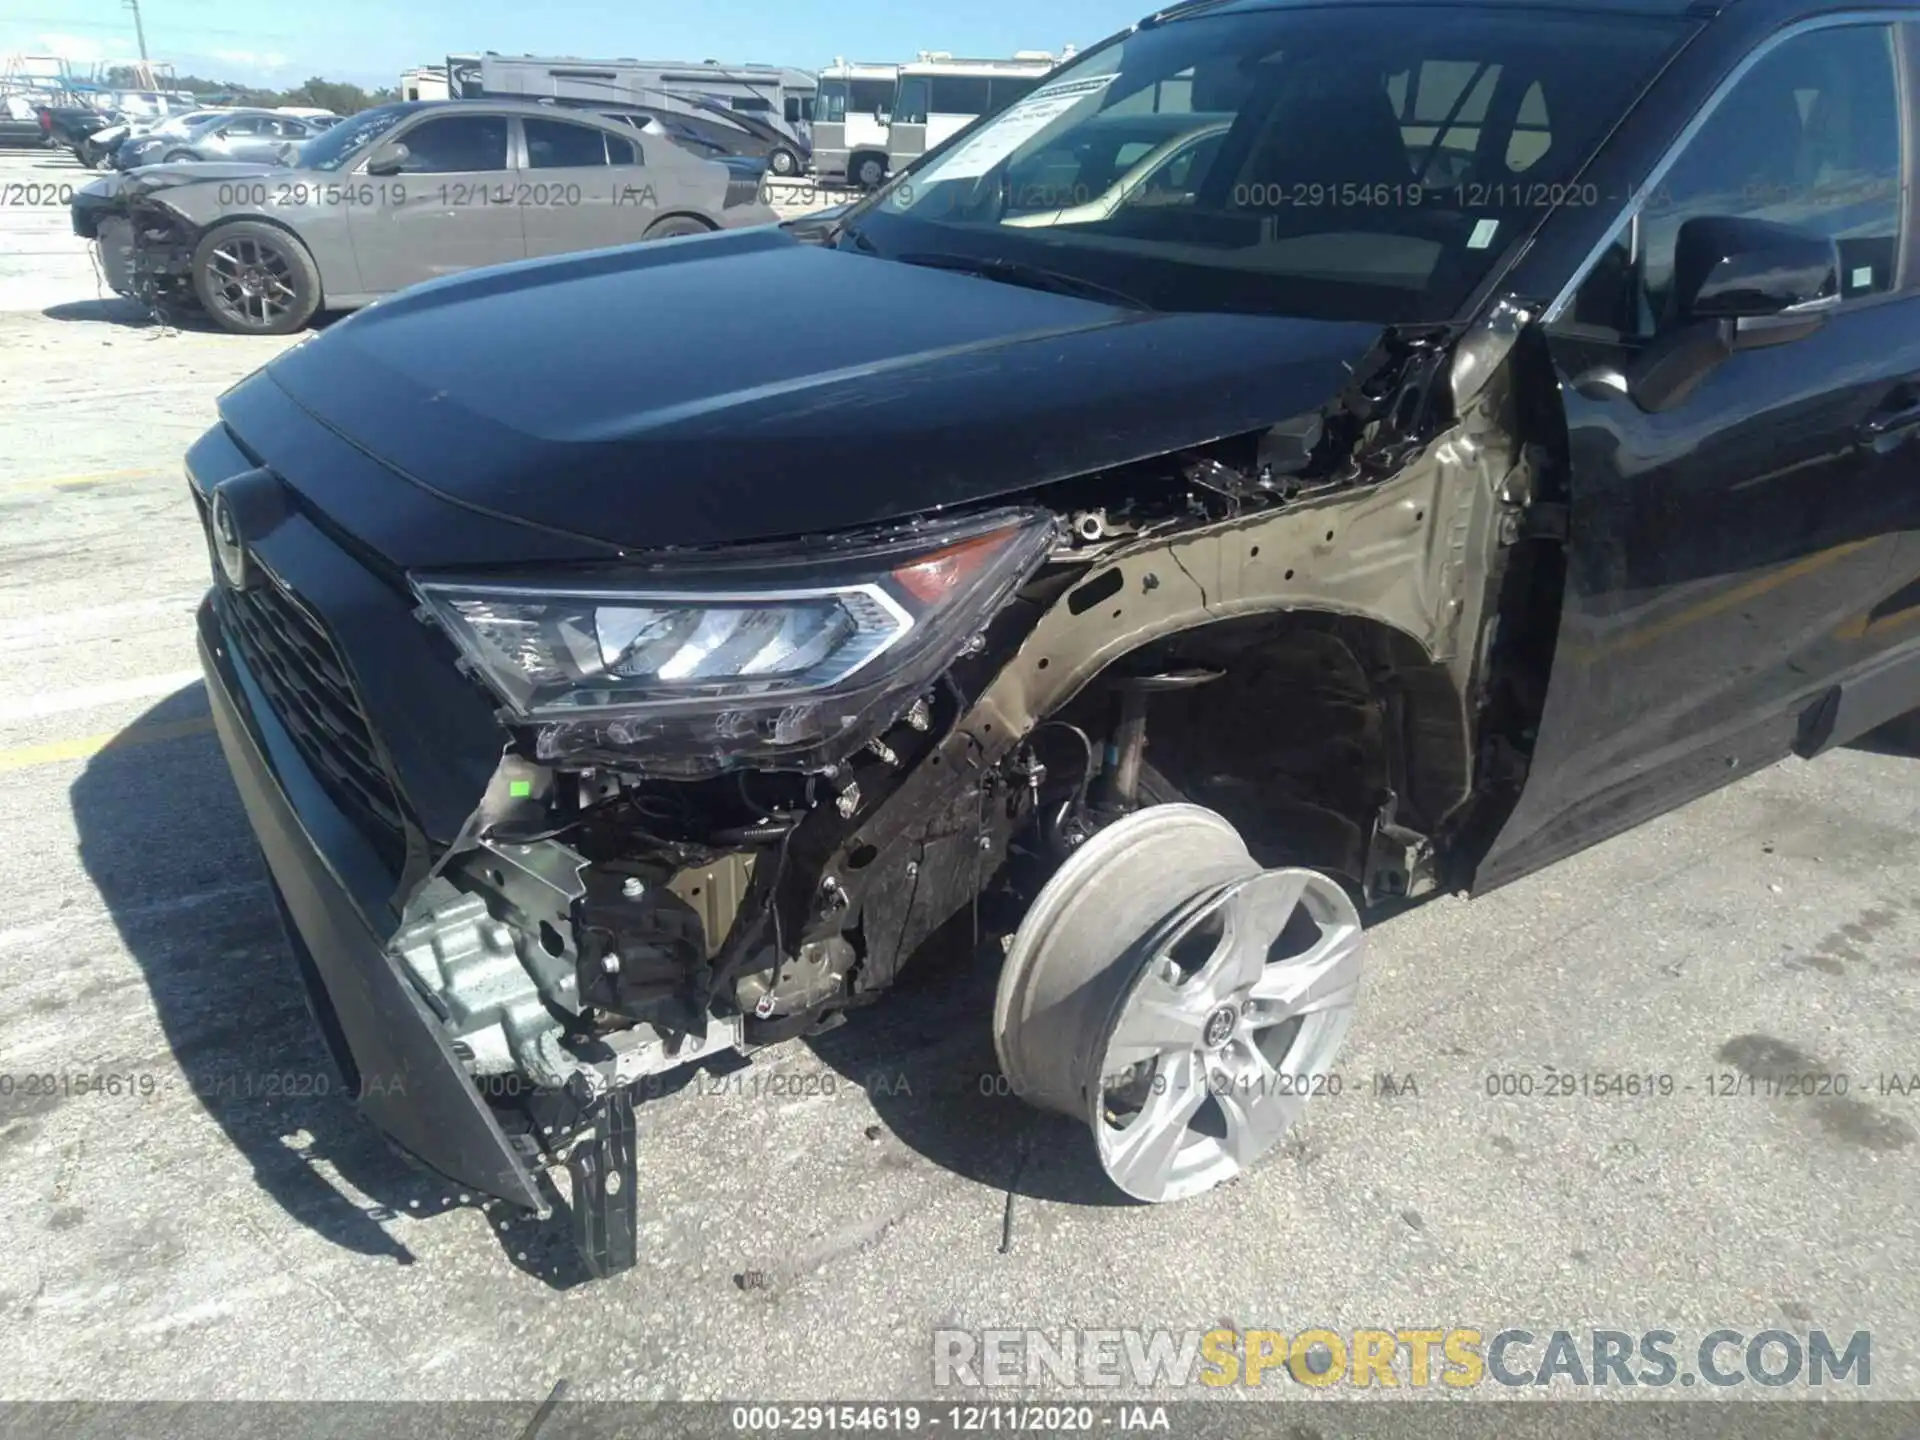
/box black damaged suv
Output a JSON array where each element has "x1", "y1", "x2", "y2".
[{"x1": 188, "y1": 0, "x2": 1920, "y2": 1275}]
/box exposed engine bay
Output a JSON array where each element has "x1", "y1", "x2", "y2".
[
  {"x1": 71, "y1": 179, "x2": 200, "y2": 318},
  {"x1": 372, "y1": 296, "x2": 1568, "y2": 1275}
]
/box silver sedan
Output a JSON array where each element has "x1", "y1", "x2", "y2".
[
  {"x1": 117, "y1": 110, "x2": 322, "y2": 168},
  {"x1": 73, "y1": 100, "x2": 779, "y2": 335}
]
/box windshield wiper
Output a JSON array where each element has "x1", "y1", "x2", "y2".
[
  {"x1": 836, "y1": 223, "x2": 879, "y2": 255},
  {"x1": 895, "y1": 252, "x2": 1154, "y2": 310}
]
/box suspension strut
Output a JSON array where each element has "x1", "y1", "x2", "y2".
[{"x1": 1099, "y1": 668, "x2": 1223, "y2": 809}]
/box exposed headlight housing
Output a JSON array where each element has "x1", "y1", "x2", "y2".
[{"x1": 413, "y1": 507, "x2": 1057, "y2": 777}]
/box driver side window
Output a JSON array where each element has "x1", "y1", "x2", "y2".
[
  {"x1": 389, "y1": 115, "x2": 510, "y2": 174},
  {"x1": 1576, "y1": 23, "x2": 1904, "y2": 337}
]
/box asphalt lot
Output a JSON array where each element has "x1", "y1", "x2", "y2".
[{"x1": 2, "y1": 142, "x2": 1919, "y2": 1408}]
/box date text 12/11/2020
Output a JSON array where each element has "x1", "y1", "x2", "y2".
[
  {"x1": 210, "y1": 181, "x2": 665, "y2": 209},
  {"x1": 1483, "y1": 1070, "x2": 1920, "y2": 1098}
]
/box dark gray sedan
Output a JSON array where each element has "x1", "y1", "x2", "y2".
[{"x1": 72, "y1": 100, "x2": 777, "y2": 334}]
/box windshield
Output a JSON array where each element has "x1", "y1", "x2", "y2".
[
  {"x1": 855, "y1": 5, "x2": 1685, "y2": 323},
  {"x1": 295, "y1": 103, "x2": 412, "y2": 172}
]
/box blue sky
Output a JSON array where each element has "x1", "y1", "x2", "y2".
[{"x1": 2, "y1": 0, "x2": 1146, "y2": 91}]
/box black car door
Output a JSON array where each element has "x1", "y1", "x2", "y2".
[{"x1": 1476, "y1": 18, "x2": 1920, "y2": 891}]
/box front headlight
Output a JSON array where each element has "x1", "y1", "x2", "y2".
[{"x1": 413, "y1": 507, "x2": 1057, "y2": 776}]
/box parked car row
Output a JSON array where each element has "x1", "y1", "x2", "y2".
[
  {"x1": 70, "y1": 99, "x2": 776, "y2": 334},
  {"x1": 26, "y1": 103, "x2": 343, "y2": 168},
  {"x1": 0, "y1": 96, "x2": 48, "y2": 147},
  {"x1": 112, "y1": 109, "x2": 332, "y2": 168}
]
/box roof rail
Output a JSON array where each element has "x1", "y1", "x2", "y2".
[{"x1": 1141, "y1": 0, "x2": 1242, "y2": 27}]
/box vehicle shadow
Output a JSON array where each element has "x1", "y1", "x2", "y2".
[
  {"x1": 40, "y1": 299, "x2": 347, "y2": 334},
  {"x1": 41, "y1": 297, "x2": 157, "y2": 327},
  {"x1": 66, "y1": 685, "x2": 556, "y2": 1278},
  {"x1": 804, "y1": 918, "x2": 1133, "y2": 1209},
  {"x1": 1846, "y1": 714, "x2": 1920, "y2": 759}
]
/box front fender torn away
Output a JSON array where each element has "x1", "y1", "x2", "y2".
[{"x1": 360, "y1": 300, "x2": 1567, "y2": 1269}]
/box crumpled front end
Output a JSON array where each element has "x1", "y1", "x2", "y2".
[
  {"x1": 71, "y1": 166, "x2": 274, "y2": 315},
  {"x1": 187, "y1": 290, "x2": 1564, "y2": 1279}
]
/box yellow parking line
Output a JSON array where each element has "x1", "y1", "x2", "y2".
[
  {"x1": 0, "y1": 716, "x2": 215, "y2": 772},
  {"x1": 0, "y1": 467, "x2": 161, "y2": 495},
  {"x1": 1834, "y1": 603, "x2": 1920, "y2": 643},
  {"x1": 1564, "y1": 540, "x2": 1875, "y2": 664}
]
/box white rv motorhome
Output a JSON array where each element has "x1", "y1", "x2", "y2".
[
  {"x1": 811, "y1": 59, "x2": 900, "y2": 188},
  {"x1": 451, "y1": 53, "x2": 818, "y2": 149},
  {"x1": 883, "y1": 51, "x2": 1067, "y2": 179},
  {"x1": 400, "y1": 66, "x2": 451, "y2": 102}
]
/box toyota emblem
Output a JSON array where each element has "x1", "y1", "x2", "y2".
[{"x1": 210, "y1": 487, "x2": 252, "y2": 590}]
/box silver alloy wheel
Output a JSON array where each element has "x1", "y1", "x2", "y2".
[{"x1": 994, "y1": 805, "x2": 1363, "y2": 1203}]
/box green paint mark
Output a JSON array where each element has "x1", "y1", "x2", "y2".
[{"x1": 509, "y1": 779, "x2": 533, "y2": 798}]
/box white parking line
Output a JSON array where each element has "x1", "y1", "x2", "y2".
[{"x1": 0, "y1": 668, "x2": 204, "y2": 722}]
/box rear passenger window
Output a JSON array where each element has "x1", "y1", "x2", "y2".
[
  {"x1": 525, "y1": 118, "x2": 611, "y2": 168},
  {"x1": 1641, "y1": 23, "x2": 1904, "y2": 319},
  {"x1": 605, "y1": 132, "x2": 641, "y2": 166}
]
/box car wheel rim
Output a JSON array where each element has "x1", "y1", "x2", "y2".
[
  {"x1": 1095, "y1": 867, "x2": 1361, "y2": 1201},
  {"x1": 206, "y1": 236, "x2": 297, "y2": 327},
  {"x1": 993, "y1": 805, "x2": 1362, "y2": 1204}
]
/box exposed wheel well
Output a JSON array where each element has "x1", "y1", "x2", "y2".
[{"x1": 1046, "y1": 609, "x2": 1472, "y2": 892}]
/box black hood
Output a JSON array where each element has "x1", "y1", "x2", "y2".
[{"x1": 242, "y1": 226, "x2": 1384, "y2": 564}]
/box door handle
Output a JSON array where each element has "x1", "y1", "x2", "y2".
[{"x1": 1860, "y1": 390, "x2": 1920, "y2": 442}]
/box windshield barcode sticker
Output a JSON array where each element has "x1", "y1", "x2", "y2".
[{"x1": 1467, "y1": 218, "x2": 1501, "y2": 249}]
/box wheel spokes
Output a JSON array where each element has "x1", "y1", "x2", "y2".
[
  {"x1": 1104, "y1": 965, "x2": 1210, "y2": 1073},
  {"x1": 1102, "y1": 1048, "x2": 1206, "y2": 1201},
  {"x1": 1154, "y1": 875, "x2": 1290, "y2": 1007},
  {"x1": 206, "y1": 237, "x2": 294, "y2": 324},
  {"x1": 1214, "y1": 1043, "x2": 1305, "y2": 1169},
  {"x1": 1246, "y1": 919, "x2": 1364, "y2": 1024}
]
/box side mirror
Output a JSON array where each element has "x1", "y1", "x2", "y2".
[
  {"x1": 365, "y1": 144, "x2": 409, "y2": 176},
  {"x1": 1601, "y1": 215, "x2": 1842, "y2": 414},
  {"x1": 1672, "y1": 214, "x2": 1840, "y2": 323}
]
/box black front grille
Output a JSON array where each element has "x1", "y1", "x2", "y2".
[{"x1": 218, "y1": 576, "x2": 408, "y2": 857}]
